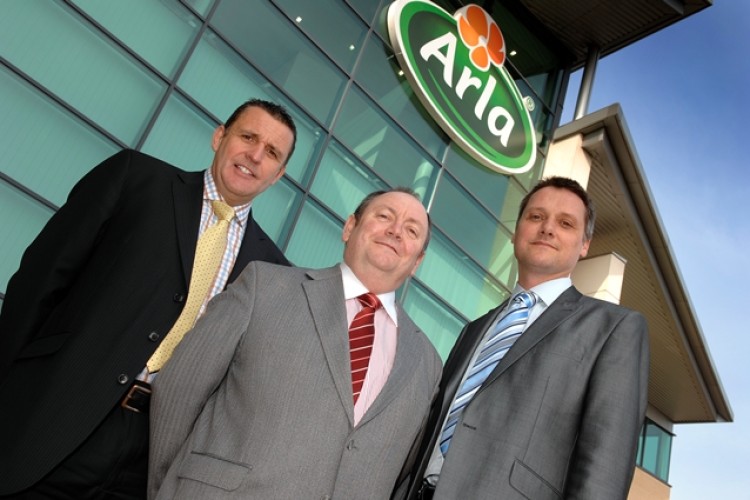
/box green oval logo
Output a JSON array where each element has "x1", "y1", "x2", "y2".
[{"x1": 388, "y1": 0, "x2": 537, "y2": 174}]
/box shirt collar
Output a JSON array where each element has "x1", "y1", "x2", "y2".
[
  {"x1": 339, "y1": 263, "x2": 398, "y2": 326},
  {"x1": 203, "y1": 169, "x2": 252, "y2": 226},
  {"x1": 513, "y1": 276, "x2": 572, "y2": 308}
]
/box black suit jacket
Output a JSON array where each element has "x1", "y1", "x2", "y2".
[
  {"x1": 398, "y1": 286, "x2": 649, "y2": 500},
  {"x1": 0, "y1": 149, "x2": 290, "y2": 494}
]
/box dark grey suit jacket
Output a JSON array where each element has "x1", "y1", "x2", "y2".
[
  {"x1": 149, "y1": 263, "x2": 442, "y2": 500},
  {"x1": 0, "y1": 150, "x2": 290, "y2": 494},
  {"x1": 400, "y1": 286, "x2": 649, "y2": 500}
]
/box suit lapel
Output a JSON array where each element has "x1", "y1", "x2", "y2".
[
  {"x1": 483, "y1": 287, "x2": 583, "y2": 387},
  {"x1": 172, "y1": 170, "x2": 204, "y2": 284},
  {"x1": 302, "y1": 266, "x2": 354, "y2": 424},
  {"x1": 228, "y1": 211, "x2": 265, "y2": 283}
]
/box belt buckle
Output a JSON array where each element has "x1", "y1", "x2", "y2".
[
  {"x1": 120, "y1": 381, "x2": 152, "y2": 413},
  {"x1": 418, "y1": 479, "x2": 436, "y2": 500}
]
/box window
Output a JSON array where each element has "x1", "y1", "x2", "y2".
[
  {"x1": 274, "y1": 0, "x2": 368, "y2": 73},
  {"x1": 0, "y1": 1, "x2": 165, "y2": 146},
  {"x1": 211, "y1": 0, "x2": 347, "y2": 126},
  {"x1": 636, "y1": 419, "x2": 673, "y2": 482},
  {"x1": 69, "y1": 0, "x2": 201, "y2": 78},
  {"x1": 334, "y1": 86, "x2": 438, "y2": 196},
  {"x1": 415, "y1": 229, "x2": 508, "y2": 321},
  {"x1": 0, "y1": 66, "x2": 118, "y2": 207}
]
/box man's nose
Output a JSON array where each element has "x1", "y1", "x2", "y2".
[
  {"x1": 539, "y1": 219, "x2": 553, "y2": 235},
  {"x1": 386, "y1": 221, "x2": 403, "y2": 239},
  {"x1": 246, "y1": 141, "x2": 265, "y2": 162}
]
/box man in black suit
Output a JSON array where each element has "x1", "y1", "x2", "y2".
[
  {"x1": 399, "y1": 176, "x2": 649, "y2": 500},
  {"x1": 0, "y1": 98, "x2": 296, "y2": 499}
]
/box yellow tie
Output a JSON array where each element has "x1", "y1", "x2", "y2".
[{"x1": 147, "y1": 200, "x2": 235, "y2": 373}]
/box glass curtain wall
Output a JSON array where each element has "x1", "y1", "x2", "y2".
[{"x1": 0, "y1": 0, "x2": 565, "y2": 359}]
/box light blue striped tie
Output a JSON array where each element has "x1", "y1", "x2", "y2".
[{"x1": 439, "y1": 291, "x2": 537, "y2": 454}]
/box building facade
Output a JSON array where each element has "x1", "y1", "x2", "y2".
[{"x1": 0, "y1": 1, "x2": 729, "y2": 497}]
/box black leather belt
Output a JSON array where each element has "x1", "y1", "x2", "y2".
[
  {"x1": 417, "y1": 480, "x2": 436, "y2": 500},
  {"x1": 120, "y1": 380, "x2": 152, "y2": 414}
]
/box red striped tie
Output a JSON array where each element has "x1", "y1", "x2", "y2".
[{"x1": 349, "y1": 293, "x2": 381, "y2": 405}]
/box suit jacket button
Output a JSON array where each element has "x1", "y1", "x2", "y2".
[
  {"x1": 148, "y1": 331, "x2": 160, "y2": 342},
  {"x1": 346, "y1": 440, "x2": 356, "y2": 450},
  {"x1": 173, "y1": 293, "x2": 185, "y2": 303},
  {"x1": 117, "y1": 374, "x2": 129, "y2": 385}
]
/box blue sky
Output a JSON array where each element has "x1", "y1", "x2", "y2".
[{"x1": 561, "y1": 2, "x2": 749, "y2": 498}]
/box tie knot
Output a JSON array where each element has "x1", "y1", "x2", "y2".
[
  {"x1": 357, "y1": 293, "x2": 381, "y2": 310},
  {"x1": 513, "y1": 291, "x2": 537, "y2": 309},
  {"x1": 211, "y1": 200, "x2": 235, "y2": 222}
]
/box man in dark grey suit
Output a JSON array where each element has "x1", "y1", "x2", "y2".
[
  {"x1": 401, "y1": 176, "x2": 649, "y2": 500},
  {"x1": 149, "y1": 188, "x2": 442, "y2": 499},
  {"x1": 0, "y1": 99, "x2": 295, "y2": 499}
]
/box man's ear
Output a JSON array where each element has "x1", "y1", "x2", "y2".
[
  {"x1": 211, "y1": 125, "x2": 226, "y2": 152},
  {"x1": 342, "y1": 215, "x2": 356, "y2": 243},
  {"x1": 580, "y1": 238, "x2": 591, "y2": 259},
  {"x1": 410, "y1": 251, "x2": 426, "y2": 276}
]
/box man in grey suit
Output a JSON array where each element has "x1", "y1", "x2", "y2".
[
  {"x1": 401, "y1": 176, "x2": 649, "y2": 500},
  {"x1": 149, "y1": 188, "x2": 442, "y2": 499}
]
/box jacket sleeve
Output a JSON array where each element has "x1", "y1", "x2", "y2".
[
  {"x1": 564, "y1": 310, "x2": 650, "y2": 499},
  {"x1": 0, "y1": 150, "x2": 130, "y2": 378}
]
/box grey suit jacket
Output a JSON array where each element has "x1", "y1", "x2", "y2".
[
  {"x1": 149, "y1": 263, "x2": 442, "y2": 500},
  {"x1": 400, "y1": 286, "x2": 649, "y2": 500}
]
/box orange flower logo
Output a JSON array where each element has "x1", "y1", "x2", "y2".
[{"x1": 456, "y1": 5, "x2": 506, "y2": 72}]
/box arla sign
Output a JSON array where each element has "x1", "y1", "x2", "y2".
[{"x1": 388, "y1": 0, "x2": 537, "y2": 174}]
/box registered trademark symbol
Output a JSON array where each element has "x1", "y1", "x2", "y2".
[{"x1": 523, "y1": 96, "x2": 535, "y2": 112}]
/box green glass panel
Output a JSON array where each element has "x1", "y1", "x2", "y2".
[
  {"x1": 356, "y1": 34, "x2": 448, "y2": 159},
  {"x1": 140, "y1": 94, "x2": 216, "y2": 172},
  {"x1": 0, "y1": 66, "x2": 118, "y2": 207},
  {"x1": 178, "y1": 33, "x2": 322, "y2": 184},
  {"x1": 334, "y1": 87, "x2": 437, "y2": 196},
  {"x1": 211, "y1": 0, "x2": 347, "y2": 126},
  {"x1": 443, "y1": 144, "x2": 512, "y2": 220},
  {"x1": 177, "y1": 32, "x2": 277, "y2": 124},
  {"x1": 274, "y1": 0, "x2": 367, "y2": 72},
  {"x1": 0, "y1": 182, "x2": 55, "y2": 294},
  {"x1": 514, "y1": 76, "x2": 554, "y2": 151},
  {"x1": 416, "y1": 230, "x2": 508, "y2": 320},
  {"x1": 70, "y1": 0, "x2": 200, "y2": 77},
  {"x1": 0, "y1": 0, "x2": 165, "y2": 145},
  {"x1": 183, "y1": 0, "x2": 214, "y2": 17},
  {"x1": 403, "y1": 282, "x2": 465, "y2": 361},
  {"x1": 491, "y1": 2, "x2": 565, "y2": 108},
  {"x1": 348, "y1": 0, "x2": 382, "y2": 24},
  {"x1": 251, "y1": 177, "x2": 301, "y2": 248},
  {"x1": 642, "y1": 421, "x2": 672, "y2": 482},
  {"x1": 285, "y1": 201, "x2": 343, "y2": 269},
  {"x1": 310, "y1": 141, "x2": 389, "y2": 220},
  {"x1": 431, "y1": 173, "x2": 517, "y2": 283}
]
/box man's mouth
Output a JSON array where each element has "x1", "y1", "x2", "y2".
[
  {"x1": 376, "y1": 241, "x2": 398, "y2": 254},
  {"x1": 531, "y1": 240, "x2": 556, "y2": 249},
  {"x1": 236, "y1": 164, "x2": 254, "y2": 177}
]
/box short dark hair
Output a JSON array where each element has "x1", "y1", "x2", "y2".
[
  {"x1": 223, "y1": 98, "x2": 297, "y2": 164},
  {"x1": 517, "y1": 176, "x2": 595, "y2": 240},
  {"x1": 352, "y1": 187, "x2": 432, "y2": 252}
]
